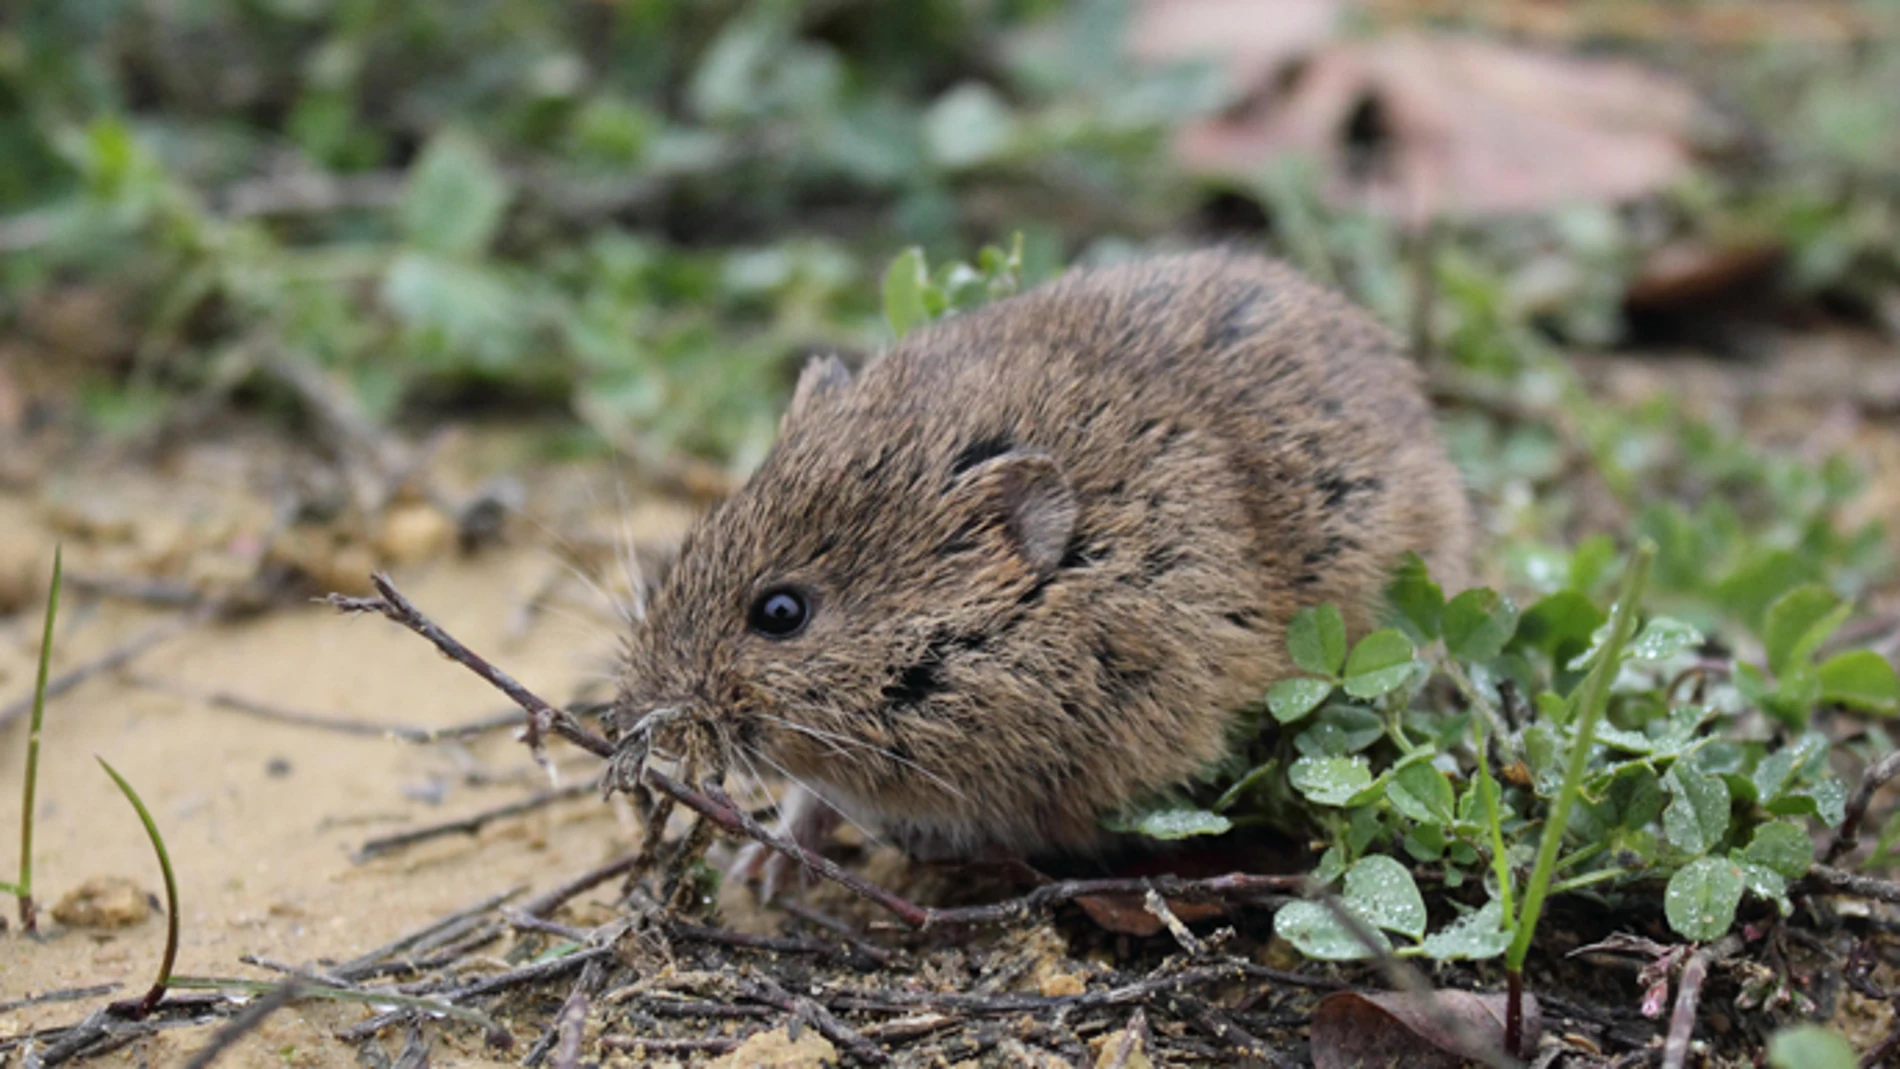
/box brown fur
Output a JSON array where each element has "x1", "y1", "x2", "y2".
[{"x1": 612, "y1": 250, "x2": 1473, "y2": 858}]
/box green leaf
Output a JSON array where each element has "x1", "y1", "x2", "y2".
[
  {"x1": 1741, "y1": 821, "x2": 1814, "y2": 879},
  {"x1": 1443, "y1": 589, "x2": 1519, "y2": 663},
  {"x1": 1629, "y1": 617, "x2": 1703, "y2": 661},
  {"x1": 1273, "y1": 900, "x2": 1386, "y2": 961},
  {"x1": 1734, "y1": 861, "x2": 1790, "y2": 915},
  {"x1": 1294, "y1": 705, "x2": 1384, "y2": 757},
  {"x1": 1267, "y1": 678, "x2": 1333, "y2": 724},
  {"x1": 399, "y1": 130, "x2": 511, "y2": 257},
  {"x1": 1387, "y1": 762, "x2": 1456, "y2": 827},
  {"x1": 380, "y1": 253, "x2": 532, "y2": 368},
  {"x1": 1419, "y1": 899, "x2": 1512, "y2": 961},
  {"x1": 1716, "y1": 550, "x2": 1818, "y2": 630},
  {"x1": 1763, "y1": 1025, "x2": 1854, "y2": 1069},
  {"x1": 1274, "y1": 855, "x2": 1430, "y2": 961},
  {"x1": 922, "y1": 82, "x2": 1017, "y2": 169},
  {"x1": 1342, "y1": 855, "x2": 1427, "y2": 939},
  {"x1": 1817, "y1": 650, "x2": 1900, "y2": 715},
  {"x1": 1751, "y1": 735, "x2": 1825, "y2": 805},
  {"x1": 1342, "y1": 629, "x2": 1416, "y2": 699},
  {"x1": 1385, "y1": 553, "x2": 1444, "y2": 643},
  {"x1": 1663, "y1": 762, "x2": 1731, "y2": 855},
  {"x1": 1665, "y1": 856, "x2": 1745, "y2": 941},
  {"x1": 1762, "y1": 584, "x2": 1849, "y2": 675},
  {"x1": 883, "y1": 248, "x2": 933, "y2": 338},
  {"x1": 1767, "y1": 1026, "x2": 1858, "y2": 1069},
  {"x1": 1287, "y1": 605, "x2": 1347, "y2": 677},
  {"x1": 1121, "y1": 808, "x2": 1233, "y2": 841},
  {"x1": 1568, "y1": 534, "x2": 1616, "y2": 594},
  {"x1": 1289, "y1": 755, "x2": 1374, "y2": 806},
  {"x1": 1515, "y1": 590, "x2": 1604, "y2": 656},
  {"x1": 1312, "y1": 845, "x2": 1347, "y2": 886}
]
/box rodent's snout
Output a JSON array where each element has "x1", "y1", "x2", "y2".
[{"x1": 607, "y1": 702, "x2": 728, "y2": 792}]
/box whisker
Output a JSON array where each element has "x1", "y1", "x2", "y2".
[
  {"x1": 611, "y1": 463, "x2": 650, "y2": 623},
  {"x1": 755, "y1": 708, "x2": 970, "y2": 803},
  {"x1": 511, "y1": 498, "x2": 640, "y2": 630},
  {"x1": 746, "y1": 745, "x2": 890, "y2": 852}
]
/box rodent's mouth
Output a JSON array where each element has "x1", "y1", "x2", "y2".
[{"x1": 607, "y1": 703, "x2": 732, "y2": 792}]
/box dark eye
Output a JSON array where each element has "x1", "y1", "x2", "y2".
[{"x1": 748, "y1": 587, "x2": 811, "y2": 638}]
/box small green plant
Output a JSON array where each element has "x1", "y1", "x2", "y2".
[
  {"x1": 1115, "y1": 529, "x2": 1884, "y2": 968},
  {"x1": 882, "y1": 235, "x2": 1031, "y2": 339},
  {"x1": 98, "y1": 757, "x2": 179, "y2": 1016},
  {"x1": 1, "y1": 545, "x2": 61, "y2": 933}
]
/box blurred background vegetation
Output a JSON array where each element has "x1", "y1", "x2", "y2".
[{"x1": 2, "y1": 0, "x2": 1898, "y2": 617}]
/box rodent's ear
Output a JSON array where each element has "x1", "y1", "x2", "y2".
[
  {"x1": 951, "y1": 452, "x2": 1077, "y2": 580},
  {"x1": 782, "y1": 354, "x2": 852, "y2": 429}
]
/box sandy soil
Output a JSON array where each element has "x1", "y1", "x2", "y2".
[{"x1": 0, "y1": 459, "x2": 688, "y2": 1066}]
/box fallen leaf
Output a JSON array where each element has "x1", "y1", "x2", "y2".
[
  {"x1": 1624, "y1": 240, "x2": 1784, "y2": 312},
  {"x1": 1128, "y1": 0, "x2": 1346, "y2": 90},
  {"x1": 1074, "y1": 892, "x2": 1227, "y2": 937},
  {"x1": 1150, "y1": 24, "x2": 1706, "y2": 222},
  {"x1": 1311, "y1": 989, "x2": 1542, "y2": 1067}
]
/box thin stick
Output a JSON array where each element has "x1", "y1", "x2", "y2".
[
  {"x1": 524, "y1": 959, "x2": 603, "y2": 1069},
  {"x1": 329, "y1": 575, "x2": 614, "y2": 761},
  {"x1": 1103, "y1": 1008, "x2": 1147, "y2": 1069},
  {"x1": 650, "y1": 775, "x2": 928, "y2": 927},
  {"x1": 738, "y1": 973, "x2": 887, "y2": 1065},
  {"x1": 921, "y1": 871, "x2": 1303, "y2": 927},
  {"x1": 179, "y1": 983, "x2": 303, "y2": 1069},
  {"x1": 668, "y1": 920, "x2": 870, "y2": 963},
  {"x1": 600, "y1": 1035, "x2": 742, "y2": 1054},
  {"x1": 518, "y1": 853, "x2": 641, "y2": 917},
  {"x1": 501, "y1": 908, "x2": 594, "y2": 944},
  {"x1": 330, "y1": 887, "x2": 524, "y2": 980},
  {"x1": 1801, "y1": 864, "x2": 1900, "y2": 905},
  {"x1": 0, "y1": 610, "x2": 205, "y2": 730},
  {"x1": 1661, "y1": 935, "x2": 1742, "y2": 1069},
  {"x1": 778, "y1": 901, "x2": 895, "y2": 965},
  {"x1": 826, "y1": 962, "x2": 1251, "y2": 1015},
  {"x1": 1825, "y1": 750, "x2": 1900, "y2": 864},
  {"x1": 0, "y1": 983, "x2": 120, "y2": 1014},
  {"x1": 353, "y1": 780, "x2": 597, "y2": 861},
  {"x1": 238, "y1": 955, "x2": 357, "y2": 990},
  {"x1": 127, "y1": 675, "x2": 527, "y2": 743}
]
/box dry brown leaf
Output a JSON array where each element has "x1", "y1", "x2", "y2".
[
  {"x1": 1128, "y1": 0, "x2": 1346, "y2": 90},
  {"x1": 1074, "y1": 892, "x2": 1227, "y2": 937},
  {"x1": 1311, "y1": 989, "x2": 1542, "y2": 1068},
  {"x1": 1147, "y1": 19, "x2": 1705, "y2": 222}
]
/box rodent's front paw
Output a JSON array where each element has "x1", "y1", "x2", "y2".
[{"x1": 725, "y1": 785, "x2": 843, "y2": 903}]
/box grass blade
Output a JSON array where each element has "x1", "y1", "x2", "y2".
[
  {"x1": 13, "y1": 544, "x2": 61, "y2": 932},
  {"x1": 1503, "y1": 539, "x2": 1656, "y2": 1053},
  {"x1": 98, "y1": 756, "x2": 179, "y2": 1016}
]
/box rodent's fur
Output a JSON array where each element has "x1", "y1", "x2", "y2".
[{"x1": 611, "y1": 249, "x2": 1473, "y2": 862}]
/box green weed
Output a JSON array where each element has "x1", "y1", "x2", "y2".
[
  {"x1": 1, "y1": 545, "x2": 61, "y2": 933},
  {"x1": 97, "y1": 757, "x2": 179, "y2": 1016}
]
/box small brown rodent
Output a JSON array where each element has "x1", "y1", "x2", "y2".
[{"x1": 610, "y1": 249, "x2": 1473, "y2": 871}]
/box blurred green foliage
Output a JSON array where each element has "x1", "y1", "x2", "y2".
[
  {"x1": 2, "y1": 1, "x2": 1896, "y2": 608},
  {"x1": 0, "y1": 0, "x2": 1217, "y2": 465}
]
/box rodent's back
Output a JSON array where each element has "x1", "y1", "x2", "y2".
[
  {"x1": 831, "y1": 250, "x2": 1472, "y2": 621},
  {"x1": 617, "y1": 249, "x2": 1473, "y2": 858}
]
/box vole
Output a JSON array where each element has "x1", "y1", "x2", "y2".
[{"x1": 609, "y1": 249, "x2": 1473, "y2": 880}]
